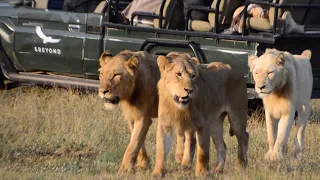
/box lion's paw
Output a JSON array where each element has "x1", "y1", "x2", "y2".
[
  {"x1": 196, "y1": 165, "x2": 210, "y2": 177},
  {"x1": 235, "y1": 159, "x2": 247, "y2": 171},
  {"x1": 265, "y1": 151, "x2": 284, "y2": 162},
  {"x1": 135, "y1": 160, "x2": 149, "y2": 171},
  {"x1": 152, "y1": 169, "x2": 165, "y2": 177},
  {"x1": 181, "y1": 163, "x2": 192, "y2": 170},
  {"x1": 211, "y1": 164, "x2": 224, "y2": 175},
  {"x1": 294, "y1": 152, "x2": 305, "y2": 160},
  {"x1": 264, "y1": 151, "x2": 273, "y2": 161},
  {"x1": 196, "y1": 169, "x2": 210, "y2": 177},
  {"x1": 175, "y1": 153, "x2": 183, "y2": 164},
  {"x1": 118, "y1": 163, "x2": 135, "y2": 174}
]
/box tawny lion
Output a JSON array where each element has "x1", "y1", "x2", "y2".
[
  {"x1": 248, "y1": 49, "x2": 313, "y2": 160},
  {"x1": 98, "y1": 50, "x2": 195, "y2": 173},
  {"x1": 152, "y1": 52, "x2": 249, "y2": 177}
]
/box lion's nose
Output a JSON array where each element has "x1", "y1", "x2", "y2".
[
  {"x1": 102, "y1": 89, "x2": 110, "y2": 94},
  {"x1": 184, "y1": 88, "x2": 193, "y2": 94},
  {"x1": 258, "y1": 85, "x2": 266, "y2": 90}
]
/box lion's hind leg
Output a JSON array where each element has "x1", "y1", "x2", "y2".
[
  {"x1": 294, "y1": 103, "x2": 311, "y2": 159},
  {"x1": 227, "y1": 111, "x2": 249, "y2": 169},
  {"x1": 195, "y1": 123, "x2": 210, "y2": 177},
  {"x1": 210, "y1": 113, "x2": 227, "y2": 174}
]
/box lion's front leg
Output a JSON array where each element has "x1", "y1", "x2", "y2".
[
  {"x1": 270, "y1": 111, "x2": 294, "y2": 161},
  {"x1": 264, "y1": 110, "x2": 279, "y2": 160},
  {"x1": 136, "y1": 144, "x2": 150, "y2": 170},
  {"x1": 118, "y1": 118, "x2": 152, "y2": 173},
  {"x1": 181, "y1": 129, "x2": 196, "y2": 169},
  {"x1": 195, "y1": 125, "x2": 210, "y2": 177},
  {"x1": 175, "y1": 131, "x2": 184, "y2": 164},
  {"x1": 152, "y1": 122, "x2": 173, "y2": 177}
]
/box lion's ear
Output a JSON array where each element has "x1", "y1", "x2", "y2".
[
  {"x1": 248, "y1": 55, "x2": 258, "y2": 72},
  {"x1": 125, "y1": 55, "x2": 139, "y2": 74},
  {"x1": 99, "y1": 50, "x2": 112, "y2": 67},
  {"x1": 190, "y1": 57, "x2": 200, "y2": 65},
  {"x1": 275, "y1": 52, "x2": 285, "y2": 66},
  {"x1": 157, "y1": 55, "x2": 170, "y2": 72}
]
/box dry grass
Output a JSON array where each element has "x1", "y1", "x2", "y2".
[{"x1": 0, "y1": 86, "x2": 319, "y2": 180}]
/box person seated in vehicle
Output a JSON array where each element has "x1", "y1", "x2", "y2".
[
  {"x1": 121, "y1": 0, "x2": 163, "y2": 27},
  {"x1": 122, "y1": 0, "x2": 185, "y2": 30},
  {"x1": 224, "y1": 1, "x2": 305, "y2": 35}
]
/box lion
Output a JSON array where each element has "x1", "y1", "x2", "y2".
[
  {"x1": 248, "y1": 49, "x2": 313, "y2": 161},
  {"x1": 152, "y1": 52, "x2": 249, "y2": 177},
  {"x1": 98, "y1": 50, "x2": 195, "y2": 173}
]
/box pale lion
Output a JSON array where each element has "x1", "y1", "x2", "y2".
[
  {"x1": 98, "y1": 50, "x2": 195, "y2": 173},
  {"x1": 248, "y1": 49, "x2": 313, "y2": 160},
  {"x1": 152, "y1": 53, "x2": 249, "y2": 177}
]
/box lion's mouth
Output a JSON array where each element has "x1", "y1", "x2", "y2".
[
  {"x1": 260, "y1": 90, "x2": 272, "y2": 95},
  {"x1": 174, "y1": 95, "x2": 189, "y2": 105},
  {"x1": 104, "y1": 96, "x2": 120, "y2": 104}
]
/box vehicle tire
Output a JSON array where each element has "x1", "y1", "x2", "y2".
[{"x1": 247, "y1": 99, "x2": 264, "y2": 117}]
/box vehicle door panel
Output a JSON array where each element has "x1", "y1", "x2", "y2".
[{"x1": 15, "y1": 7, "x2": 86, "y2": 74}]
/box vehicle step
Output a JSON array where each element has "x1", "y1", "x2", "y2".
[{"x1": 7, "y1": 72, "x2": 99, "y2": 90}]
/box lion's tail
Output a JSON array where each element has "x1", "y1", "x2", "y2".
[{"x1": 301, "y1": 49, "x2": 312, "y2": 60}]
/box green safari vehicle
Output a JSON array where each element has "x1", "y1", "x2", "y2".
[{"x1": 1, "y1": 0, "x2": 320, "y2": 103}]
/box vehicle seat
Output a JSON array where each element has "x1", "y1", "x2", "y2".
[
  {"x1": 35, "y1": 0, "x2": 48, "y2": 9},
  {"x1": 94, "y1": 1, "x2": 107, "y2": 14},
  {"x1": 248, "y1": 0, "x2": 308, "y2": 32},
  {"x1": 153, "y1": 0, "x2": 184, "y2": 29},
  {"x1": 132, "y1": 0, "x2": 185, "y2": 29},
  {"x1": 189, "y1": 0, "x2": 245, "y2": 32}
]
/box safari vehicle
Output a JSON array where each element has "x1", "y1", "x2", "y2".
[{"x1": 1, "y1": 0, "x2": 320, "y2": 101}]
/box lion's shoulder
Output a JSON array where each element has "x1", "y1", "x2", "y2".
[
  {"x1": 206, "y1": 62, "x2": 231, "y2": 71},
  {"x1": 201, "y1": 62, "x2": 232, "y2": 82}
]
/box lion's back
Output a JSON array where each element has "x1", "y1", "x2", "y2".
[{"x1": 290, "y1": 51, "x2": 313, "y2": 105}]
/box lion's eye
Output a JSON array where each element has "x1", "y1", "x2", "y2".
[
  {"x1": 176, "y1": 72, "x2": 182, "y2": 77},
  {"x1": 268, "y1": 71, "x2": 274, "y2": 74},
  {"x1": 112, "y1": 74, "x2": 121, "y2": 79},
  {"x1": 191, "y1": 74, "x2": 196, "y2": 79}
]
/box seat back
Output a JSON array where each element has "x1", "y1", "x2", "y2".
[
  {"x1": 154, "y1": 0, "x2": 184, "y2": 29},
  {"x1": 35, "y1": 0, "x2": 48, "y2": 9}
]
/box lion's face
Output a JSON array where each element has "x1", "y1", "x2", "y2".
[
  {"x1": 157, "y1": 53, "x2": 200, "y2": 110},
  {"x1": 98, "y1": 51, "x2": 139, "y2": 110},
  {"x1": 248, "y1": 49, "x2": 287, "y2": 98}
]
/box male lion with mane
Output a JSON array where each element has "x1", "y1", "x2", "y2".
[
  {"x1": 98, "y1": 50, "x2": 195, "y2": 173},
  {"x1": 248, "y1": 49, "x2": 313, "y2": 161},
  {"x1": 152, "y1": 52, "x2": 249, "y2": 177}
]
